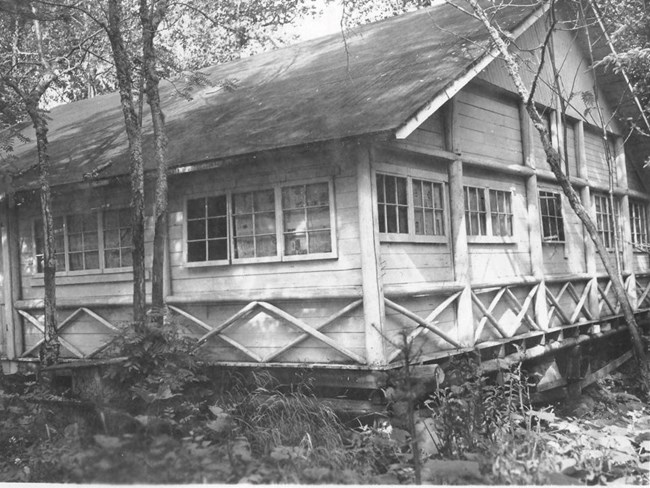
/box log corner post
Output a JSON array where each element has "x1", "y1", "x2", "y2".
[
  {"x1": 445, "y1": 98, "x2": 474, "y2": 347},
  {"x1": 1, "y1": 192, "x2": 23, "y2": 370},
  {"x1": 357, "y1": 144, "x2": 386, "y2": 366}
]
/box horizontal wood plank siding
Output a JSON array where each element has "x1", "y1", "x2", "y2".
[
  {"x1": 168, "y1": 151, "x2": 362, "y2": 298},
  {"x1": 406, "y1": 111, "x2": 445, "y2": 149},
  {"x1": 584, "y1": 127, "x2": 614, "y2": 186},
  {"x1": 457, "y1": 89, "x2": 523, "y2": 166}
]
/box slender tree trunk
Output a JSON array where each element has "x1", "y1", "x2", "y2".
[
  {"x1": 107, "y1": 0, "x2": 147, "y2": 327},
  {"x1": 462, "y1": 0, "x2": 649, "y2": 391},
  {"x1": 140, "y1": 0, "x2": 169, "y2": 322},
  {"x1": 28, "y1": 102, "x2": 60, "y2": 366}
]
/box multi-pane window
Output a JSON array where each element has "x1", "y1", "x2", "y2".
[
  {"x1": 539, "y1": 191, "x2": 565, "y2": 242},
  {"x1": 464, "y1": 186, "x2": 513, "y2": 237},
  {"x1": 594, "y1": 193, "x2": 617, "y2": 248},
  {"x1": 233, "y1": 190, "x2": 276, "y2": 259},
  {"x1": 282, "y1": 183, "x2": 332, "y2": 255},
  {"x1": 412, "y1": 179, "x2": 445, "y2": 236},
  {"x1": 35, "y1": 210, "x2": 132, "y2": 273},
  {"x1": 376, "y1": 173, "x2": 446, "y2": 239},
  {"x1": 376, "y1": 174, "x2": 408, "y2": 234},
  {"x1": 186, "y1": 181, "x2": 334, "y2": 264},
  {"x1": 187, "y1": 195, "x2": 228, "y2": 262},
  {"x1": 489, "y1": 190, "x2": 513, "y2": 236},
  {"x1": 630, "y1": 200, "x2": 649, "y2": 248},
  {"x1": 464, "y1": 186, "x2": 487, "y2": 236}
]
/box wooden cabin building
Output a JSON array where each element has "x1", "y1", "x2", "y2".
[{"x1": 1, "y1": 1, "x2": 649, "y2": 389}]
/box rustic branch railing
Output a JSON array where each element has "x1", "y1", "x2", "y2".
[
  {"x1": 169, "y1": 300, "x2": 366, "y2": 364},
  {"x1": 18, "y1": 307, "x2": 117, "y2": 359}
]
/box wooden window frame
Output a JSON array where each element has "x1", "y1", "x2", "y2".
[
  {"x1": 539, "y1": 190, "x2": 566, "y2": 244},
  {"x1": 630, "y1": 199, "x2": 650, "y2": 251},
  {"x1": 593, "y1": 193, "x2": 618, "y2": 250},
  {"x1": 464, "y1": 185, "x2": 515, "y2": 244},
  {"x1": 33, "y1": 209, "x2": 133, "y2": 277},
  {"x1": 183, "y1": 178, "x2": 338, "y2": 267},
  {"x1": 374, "y1": 167, "x2": 448, "y2": 244}
]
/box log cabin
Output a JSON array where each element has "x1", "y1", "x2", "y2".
[{"x1": 0, "y1": 0, "x2": 649, "y2": 393}]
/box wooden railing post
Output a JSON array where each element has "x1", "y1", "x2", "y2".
[
  {"x1": 357, "y1": 145, "x2": 386, "y2": 365},
  {"x1": 445, "y1": 99, "x2": 474, "y2": 346}
]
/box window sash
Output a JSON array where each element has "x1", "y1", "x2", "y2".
[
  {"x1": 464, "y1": 186, "x2": 513, "y2": 237},
  {"x1": 594, "y1": 194, "x2": 616, "y2": 249},
  {"x1": 186, "y1": 181, "x2": 335, "y2": 264},
  {"x1": 376, "y1": 172, "x2": 447, "y2": 240},
  {"x1": 630, "y1": 200, "x2": 649, "y2": 248},
  {"x1": 35, "y1": 210, "x2": 132, "y2": 273},
  {"x1": 539, "y1": 191, "x2": 565, "y2": 242}
]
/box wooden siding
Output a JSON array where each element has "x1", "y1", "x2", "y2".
[
  {"x1": 478, "y1": 19, "x2": 621, "y2": 133},
  {"x1": 167, "y1": 150, "x2": 361, "y2": 298},
  {"x1": 584, "y1": 127, "x2": 615, "y2": 186},
  {"x1": 463, "y1": 168, "x2": 532, "y2": 282},
  {"x1": 406, "y1": 111, "x2": 445, "y2": 149},
  {"x1": 456, "y1": 88, "x2": 523, "y2": 166},
  {"x1": 538, "y1": 183, "x2": 587, "y2": 276}
]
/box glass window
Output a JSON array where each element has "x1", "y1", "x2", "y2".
[
  {"x1": 377, "y1": 174, "x2": 408, "y2": 234},
  {"x1": 187, "y1": 195, "x2": 228, "y2": 262},
  {"x1": 233, "y1": 189, "x2": 277, "y2": 259},
  {"x1": 594, "y1": 193, "x2": 616, "y2": 249},
  {"x1": 103, "y1": 208, "x2": 133, "y2": 268},
  {"x1": 464, "y1": 186, "x2": 487, "y2": 236},
  {"x1": 35, "y1": 217, "x2": 65, "y2": 273},
  {"x1": 282, "y1": 183, "x2": 332, "y2": 256},
  {"x1": 539, "y1": 191, "x2": 565, "y2": 242},
  {"x1": 464, "y1": 186, "x2": 513, "y2": 237},
  {"x1": 630, "y1": 200, "x2": 649, "y2": 249},
  {"x1": 413, "y1": 179, "x2": 445, "y2": 236}
]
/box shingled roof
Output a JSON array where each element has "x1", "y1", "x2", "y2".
[{"x1": 2, "y1": 1, "x2": 547, "y2": 190}]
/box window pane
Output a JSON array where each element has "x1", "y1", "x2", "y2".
[
  {"x1": 104, "y1": 210, "x2": 119, "y2": 228},
  {"x1": 387, "y1": 206, "x2": 398, "y2": 233},
  {"x1": 413, "y1": 181, "x2": 422, "y2": 207},
  {"x1": 396, "y1": 178, "x2": 407, "y2": 205},
  {"x1": 385, "y1": 176, "x2": 396, "y2": 204},
  {"x1": 85, "y1": 251, "x2": 99, "y2": 270},
  {"x1": 398, "y1": 206, "x2": 408, "y2": 233},
  {"x1": 306, "y1": 183, "x2": 328, "y2": 206},
  {"x1": 255, "y1": 212, "x2": 276, "y2": 234},
  {"x1": 285, "y1": 233, "x2": 307, "y2": 255},
  {"x1": 208, "y1": 239, "x2": 227, "y2": 261},
  {"x1": 256, "y1": 235, "x2": 277, "y2": 257},
  {"x1": 85, "y1": 232, "x2": 98, "y2": 249},
  {"x1": 69, "y1": 252, "x2": 83, "y2": 271},
  {"x1": 104, "y1": 229, "x2": 120, "y2": 248},
  {"x1": 187, "y1": 199, "x2": 205, "y2": 219},
  {"x1": 207, "y1": 217, "x2": 227, "y2": 239},
  {"x1": 283, "y1": 209, "x2": 305, "y2": 233},
  {"x1": 307, "y1": 208, "x2": 330, "y2": 230},
  {"x1": 414, "y1": 209, "x2": 424, "y2": 235},
  {"x1": 234, "y1": 237, "x2": 255, "y2": 258},
  {"x1": 188, "y1": 241, "x2": 206, "y2": 262},
  {"x1": 234, "y1": 214, "x2": 254, "y2": 236},
  {"x1": 282, "y1": 186, "x2": 305, "y2": 209},
  {"x1": 105, "y1": 250, "x2": 120, "y2": 268},
  {"x1": 187, "y1": 220, "x2": 206, "y2": 240},
  {"x1": 423, "y1": 182, "x2": 433, "y2": 208},
  {"x1": 122, "y1": 249, "x2": 133, "y2": 267},
  {"x1": 424, "y1": 210, "x2": 434, "y2": 236},
  {"x1": 69, "y1": 234, "x2": 83, "y2": 252},
  {"x1": 309, "y1": 231, "x2": 332, "y2": 253},
  {"x1": 376, "y1": 175, "x2": 385, "y2": 203}
]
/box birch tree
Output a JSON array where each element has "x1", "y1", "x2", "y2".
[{"x1": 0, "y1": 1, "x2": 99, "y2": 365}]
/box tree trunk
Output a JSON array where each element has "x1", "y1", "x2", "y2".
[
  {"x1": 106, "y1": 0, "x2": 147, "y2": 327},
  {"x1": 28, "y1": 102, "x2": 60, "y2": 366},
  {"x1": 463, "y1": 0, "x2": 649, "y2": 392},
  {"x1": 140, "y1": 0, "x2": 169, "y2": 323}
]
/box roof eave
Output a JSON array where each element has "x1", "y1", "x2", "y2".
[{"x1": 394, "y1": 1, "x2": 551, "y2": 140}]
